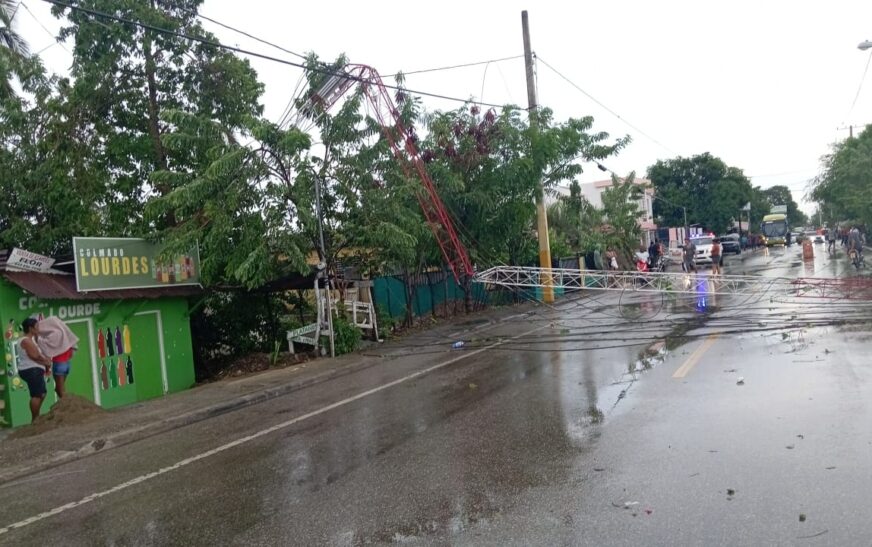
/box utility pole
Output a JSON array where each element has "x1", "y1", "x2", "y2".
[
  {"x1": 314, "y1": 176, "x2": 335, "y2": 358},
  {"x1": 522, "y1": 10, "x2": 554, "y2": 302}
]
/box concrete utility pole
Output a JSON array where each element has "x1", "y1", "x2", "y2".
[{"x1": 522, "y1": 10, "x2": 554, "y2": 303}]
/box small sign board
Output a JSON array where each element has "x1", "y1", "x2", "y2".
[
  {"x1": 287, "y1": 323, "x2": 319, "y2": 351},
  {"x1": 6, "y1": 248, "x2": 55, "y2": 273}
]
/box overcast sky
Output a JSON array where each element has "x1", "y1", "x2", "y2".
[{"x1": 16, "y1": 0, "x2": 872, "y2": 214}]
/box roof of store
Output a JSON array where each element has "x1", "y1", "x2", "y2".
[{"x1": 1, "y1": 271, "x2": 201, "y2": 300}]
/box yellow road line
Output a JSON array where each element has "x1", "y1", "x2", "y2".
[{"x1": 672, "y1": 334, "x2": 720, "y2": 378}]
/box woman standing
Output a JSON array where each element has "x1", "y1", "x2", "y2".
[{"x1": 17, "y1": 318, "x2": 51, "y2": 421}]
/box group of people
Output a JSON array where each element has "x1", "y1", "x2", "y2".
[
  {"x1": 632, "y1": 240, "x2": 665, "y2": 272},
  {"x1": 16, "y1": 316, "x2": 78, "y2": 421}
]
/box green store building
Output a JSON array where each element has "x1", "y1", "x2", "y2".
[{"x1": 1, "y1": 241, "x2": 200, "y2": 428}]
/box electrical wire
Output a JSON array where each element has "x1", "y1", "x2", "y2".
[
  {"x1": 42, "y1": 0, "x2": 518, "y2": 111},
  {"x1": 536, "y1": 55, "x2": 678, "y2": 155},
  {"x1": 20, "y1": 1, "x2": 69, "y2": 52},
  {"x1": 178, "y1": 4, "x2": 307, "y2": 60},
  {"x1": 848, "y1": 50, "x2": 872, "y2": 118},
  {"x1": 392, "y1": 55, "x2": 523, "y2": 77}
]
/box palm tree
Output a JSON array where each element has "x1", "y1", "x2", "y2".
[
  {"x1": 1, "y1": 0, "x2": 29, "y2": 99},
  {"x1": 0, "y1": 0, "x2": 28, "y2": 57}
]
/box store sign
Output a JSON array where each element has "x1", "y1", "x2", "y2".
[
  {"x1": 6, "y1": 248, "x2": 55, "y2": 273},
  {"x1": 73, "y1": 237, "x2": 201, "y2": 292}
]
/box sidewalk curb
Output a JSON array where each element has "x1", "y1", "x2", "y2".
[
  {"x1": 0, "y1": 304, "x2": 545, "y2": 485},
  {"x1": 0, "y1": 357, "x2": 380, "y2": 486}
]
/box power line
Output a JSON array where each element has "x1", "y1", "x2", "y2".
[
  {"x1": 20, "y1": 1, "x2": 69, "y2": 52},
  {"x1": 41, "y1": 0, "x2": 517, "y2": 111},
  {"x1": 164, "y1": 1, "x2": 307, "y2": 60},
  {"x1": 848, "y1": 50, "x2": 872, "y2": 117},
  {"x1": 536, "y1": 55, "x2": 678, "y2": 155},
  {"x1": 392, "y1": 54, "x2": 523, "y2": 76}
]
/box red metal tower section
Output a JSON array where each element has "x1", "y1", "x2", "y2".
[{"x1": 308, "y1": 64, "x2": 475, "y2": 282}]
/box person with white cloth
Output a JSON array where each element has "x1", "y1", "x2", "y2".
[
  {"x1": 17, "y1": 318, "x2": 52, "y2": 421},
  {"x1": 35, "y1": 316, "x2": 79, "y2": 399}
]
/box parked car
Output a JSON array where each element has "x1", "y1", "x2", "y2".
[
  {"x1": 692, "y1": 236, "x2": 714, "y2": 265},
  {"x1": 720, "y1": 233, "x2": 742, "y2": 254}
]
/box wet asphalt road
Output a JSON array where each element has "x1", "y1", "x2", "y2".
[{"x1": 1, "y1": 244, "x2": 871, "y2": 546}]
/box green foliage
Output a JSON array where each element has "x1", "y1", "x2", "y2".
[
  {"x1": 810, "y1": 128, "x2": 872, "y2": 227},
  {"x1": 548, "y1": 174, "x2": 645, "y2": 258},
  {"x1": 648, "y1": 153, "x2": 755, "y2": 234},
  {"x1": 761, "y1": 185, "x2": 807, "y2": 227},
  {"x1": 329, "y1": 315, "x2": 362, "y2": 356},
  {"x1": 422, "y1": 105, "x2": 629, "y2": 266},
  {"x1": 188, "y1": 291, "x2": 292, "y2": 380}
]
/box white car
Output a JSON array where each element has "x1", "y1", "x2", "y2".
[{"x1": 692, "y1": 236, "x2": 714, "y2": 265}]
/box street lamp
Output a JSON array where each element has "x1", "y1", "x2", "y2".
[
  {"x1": 859, "y1": 40, "x2": 872, "y2": 51},
  {"x1": 596, "y1": 161, "x2": 689, "y2": 241}
]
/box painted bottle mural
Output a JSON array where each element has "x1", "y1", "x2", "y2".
[
  {"x1": 109, "y1": 359, "x2": 118, "y2": 388},
  {"x1": 100, "y1": 360, "x2": 109, "y2": 390},
  {"x1": 123, "y1": 325, "x2": 132, "y2": 354},
  {"x1": 97, "y1": 324, "x2": 135, "y2": 391},
  {"x1": 97, "y1": 328, "x2": 106, "y2": 358},
  {"x1": 125, "y1": 356, "x2": 135, "y2": 385},
  {"x1": 117, "y1": 357, "x2": 127, "y2": 386},
  {"x1": 114, "y1": 327, "x2": 123, "y2": 355},
  {"x1": 106, "y1": 328, "x2": 115, "y2": 357},
  {"x1": 4, "y1": 319, "x2": 13, "y2": 341}
]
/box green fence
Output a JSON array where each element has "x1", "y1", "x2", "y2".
[{"x1": 373, "y1": 271, "x2": 496, "y2": 319}]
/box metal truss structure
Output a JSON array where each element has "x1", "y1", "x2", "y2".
[
  {"x1": 306, "y1": 64, "x2": 475, "y2": 283},
  {"x1": 473, "y1": 266, "x2": 872, "y2": 300}
]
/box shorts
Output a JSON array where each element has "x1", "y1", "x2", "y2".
[
  {"x1": 52, "y1": 361, "x2": 71, "y2": 377},
  {"x1": 19, "y1": 368, "x2": 47, "y2": 398}
]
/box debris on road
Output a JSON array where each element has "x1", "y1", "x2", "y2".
[
  {"x1": 736, "y1": 377, "x2": 745, "y2": 385},
  {"x1": 786, "y1": 445, "x2": 795, "y2": 450},
  {"x1": 724, "y1": 368, "x2": 738, "y2": 373},
  {"x1": 825, "y1": 466, "x2": 836, "y2": 470},
  {"x1": 468, "y1": 383, "x2": 477, "y2": 390},
  {"x1": 797, "y1": 434, "x2": 804, "y2": 439},
  {"x1": 797, "y1": 529, "x2": 828, "y2": 539},
  {"x1": 799, "y1": 513, "x2": 807, "y2": 522},
  {"x1": 451, "y1": 341, "x2": 465, "y2": 349}
]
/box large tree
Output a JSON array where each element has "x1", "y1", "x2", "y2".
[
  {"x1": 50, "y1": 0, "x2": 263, "y2": 238},
  {"x1": 761, "y1": 185, "x2": 807, "y2": 227},
  {"x1": 811, "y1": 126, "x2": 872, "y2": 227},
  {"x1": 422, "y1": 105, "x2": 629, "y2": 267},
  {"x1": 647, "y1": 152, "x2": 753, "y2": 234}
]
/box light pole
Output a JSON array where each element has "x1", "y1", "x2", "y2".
[{"x1": 594, "y1": 161, "x2": 689, "y2": 243}]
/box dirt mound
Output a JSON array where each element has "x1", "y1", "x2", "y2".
[{"x1": 10, "y1": 394, "x2": 105, "y2": 439}]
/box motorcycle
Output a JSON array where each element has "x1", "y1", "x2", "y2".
[{"x1": 648, "y1": 255, "x2": 667, "y2": 273}]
